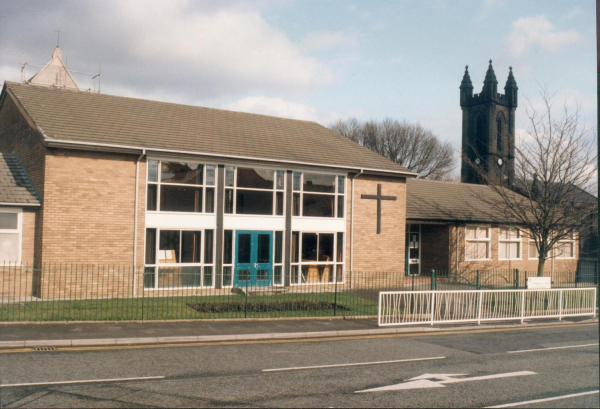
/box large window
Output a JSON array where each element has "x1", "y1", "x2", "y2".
[
  {"x1": 292, "y1": 172, "x2": 345, "y2": 218},
  {"x1": 465, "y1": 226, "x2": 490, "y2": 260},
  {"x1": 144, "y1": 228, "x2": 214, "y2": 289},
  {"x1": 224, "y1": 167, "x2": 284, "y2": 216},
  {"x1": 290, "y1": 231, "x2": 344, "y2": 284},
  {"x1": 499, "y1": 227, "x2": 521, "y2": 260},
  {"x1": 147, "y1": 160, "x2": 215, "y2": 213},
  {"x1": 0, "y1": 208, "x2": 21, "y2": 265}
]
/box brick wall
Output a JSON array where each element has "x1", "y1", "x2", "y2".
[
  {"x1": 348, "y1": 175, "x2": 406, "y2": 273},
  {"x1": 21, "y1": 209, "x2": 37, "y2": 266},
  {"x1": 41, "y1": 149, "x2": 139, "y2": 264}
]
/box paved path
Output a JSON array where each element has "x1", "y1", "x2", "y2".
[{"x1": 0, "y1": 322, "x2": 598, "y2": 407}]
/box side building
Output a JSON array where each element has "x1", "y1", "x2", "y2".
[{"x1": 406, "y1": 178, "x2": 579, "y2": 281}]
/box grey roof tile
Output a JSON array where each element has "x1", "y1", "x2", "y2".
[
  {"x1": 0, "y1": 153, "x2": 40, "y2": 205},
  {"x1": 5, "y1": 82, "x2": 413, "y2": 175},
  {"x1": 406, "y1": 178, "x2": 518, "y2": 224}
]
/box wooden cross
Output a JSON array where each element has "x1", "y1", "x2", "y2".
[{"x1": 361, "y1": 184, "x2": 397, "y2": 234}]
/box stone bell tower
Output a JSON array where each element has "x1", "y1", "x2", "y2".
[{"x1": 460, "y1": 60, "x2": 517, "y2": 187}]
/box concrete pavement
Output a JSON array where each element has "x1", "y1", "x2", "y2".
[{"x1": 0, "y1": 317, "x2": 597, "y2": 349}]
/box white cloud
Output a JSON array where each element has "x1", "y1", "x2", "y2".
[
  {"x1": 0, "y1": 0, "x2": 334, "y2": 101},
  {"x1": 301, "y1": 31, "x2": 358, "y2": 51},
  {"x1": 507, "y1": 15, "x2": 582, "y2": 57},
  {"x1": 222, "y1": 96, "x2": 344, "y2": 125}
]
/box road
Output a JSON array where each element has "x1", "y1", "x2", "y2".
[{"x1": 0, "y1": 323, "x2": 598, "y2": 408}]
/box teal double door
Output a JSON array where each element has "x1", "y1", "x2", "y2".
[{"x1": 234, "y1": 231, "x2": 273, "y2": 287}]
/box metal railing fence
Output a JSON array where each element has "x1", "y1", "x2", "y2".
[
  {"x1": 426, "y1": 268, "x2": 598, "y2": 291},
  {"x1": 378, "y1": 288, "x2": 597, "y2": 326},
  {"x1": 1, "y1": 263, "x2": 597, "y2": 323}
]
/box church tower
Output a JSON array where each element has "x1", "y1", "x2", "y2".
[{"x1": 460, "y1": 61, "x2": 517, "y2": 187}]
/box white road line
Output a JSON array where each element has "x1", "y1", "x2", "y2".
[
  {"x1": 507, "y1": 343, "x2": 599, "y2": 354},
  {"x1": 262, "y1": 356, "x2": 445, "y2": 372},
  {"x1": 485, "y1": 390, "x2": 599, "y2": 408},
  {"x1": 0, "y1": 376, "x2": 165, "y2": 388}
]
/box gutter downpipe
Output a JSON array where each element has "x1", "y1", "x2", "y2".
[
  {"x1": 350, "y1": 169, "x2": 364, "y2": 289},
  {"x1": 133, "y1": 149, "x2": 146, "y2": 296}
]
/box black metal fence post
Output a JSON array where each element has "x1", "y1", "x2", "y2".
[
  {"x1": 334, "y1": 276, "x2": 338, "y2": 317},
  {"x1": 430, "y1": 270, "x2": 436, "y2": 291},
  {"x1": 245, "y1": 278, "x2": 248, "y2": 319},
  {"x1": 476, "y1": 270, "x2": 480, "y2": 290},
  {"x1": 515, "y1": 269, "x2": 520, "y2": 289}
]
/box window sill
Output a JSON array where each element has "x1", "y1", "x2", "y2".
[
  {"x1": 147, "y1": 210, "x2": 215, "y2": 216},
  {"x1": 224, "y1": 214, "x2": 284, "y2": 218}
]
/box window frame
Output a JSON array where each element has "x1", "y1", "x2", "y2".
[
  {"x1": 528, "y1": 232, "x2": 576, "y2": 260},
  {"x1": 223, "y1": 166, "x2": 286, "y2": 217},
  {"x1": 144, "y1": 227, "x2": 216, "y2": 290},
  {"x1": 464, "y1": 225, "x2": 491, "y2": 261},
  {"x1": 146, "y1": 159, "x2": 217, "y2": 214},
  {"x1": 0, "y1": 207, "x2": 22, "y2": 266},
  {"x1": 555, "y1": 232, "x2": 576, "y2": 259},
  {"x1": 290, "y1": 230, "x2": 345, "y2": 285},
  {"x1": 292, "y1": 171, "x2": 346, "y2": 219},
  {"x1": 498, "y1": 227, "x2": 522, "y2": 260}
]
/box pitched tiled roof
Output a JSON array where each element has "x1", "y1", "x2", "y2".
[
  {"x1": 406, "y1": 178, "x2": 519, "y2": 224},
  {"x1": 4, "y1": 82, "x2": 415, "y2": 176},
  {"x1": 0, "y1": 153, "x2": 40, "y2": 206}
]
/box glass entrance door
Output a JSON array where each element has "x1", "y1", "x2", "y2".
[{"x1": 234, "y1": 231, "x2": 273, "y2": 287}]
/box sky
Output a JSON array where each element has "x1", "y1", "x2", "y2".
[{"x1": 0, "y1": 0, "x2": 596, "y2": 171}]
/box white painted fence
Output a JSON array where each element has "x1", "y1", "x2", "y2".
[{"x1": 378, "y1": 288, "x2": 597, "y2": 326}]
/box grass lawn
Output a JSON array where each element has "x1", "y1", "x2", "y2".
[{"x1": 0, "y1": 291, "x2": 379, "y2": 322}]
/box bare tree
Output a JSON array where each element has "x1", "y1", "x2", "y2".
[
  {"x1": 469, "y1": 88, "x2": 597, "y2": 276},
  {"x1": 330, "y1": 118, "x2": 455, "y2": 180}
]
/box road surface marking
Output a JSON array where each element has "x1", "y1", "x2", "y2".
[
  {"x1": 356, "y1": 371, "x2": 537, "y2": 393},
  {"x1": 485, "y1": 390, "x2": 599, "y2": 408},
  {"x1": 0, "y1": 376, "x2": 165, "y2": 388},
  {"x1": 507, "y1": 343, "x2": 598, "y2": 354},
  {"x1": 262, "y1": 356, "x2": 445, "y2": 372}
]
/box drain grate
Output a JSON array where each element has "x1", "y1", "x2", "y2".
[{"x1": 34, "y1": 347, "x2": 56, "y2": 351}]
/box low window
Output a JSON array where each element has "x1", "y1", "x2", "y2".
[
  {"x1": 0, "y1": 209, "x2": 21, "y2": 265},
  {"x1": 556, "y1": 233, "x2": 576, "y2": 259},
  {"x1": 499, "y1": 227, "x2": 521, "y2": 260},
  {"x1": 465, "y1": 226, "x2": 490, "y2": 260},
  {"x1": 144, "y1": 228, "x2": 214, "y2": 289},
  {"x1": 291, "y1": 232, "x2": 344, "y2": 284}
]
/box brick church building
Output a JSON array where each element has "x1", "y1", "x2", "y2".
[{"x1": 0, "y1": 50, "x2": 578, "y2": 296}]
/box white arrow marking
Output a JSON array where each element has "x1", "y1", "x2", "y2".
[{"x1": 355, "y1": 371, "x2": 537, "y2": 393}]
